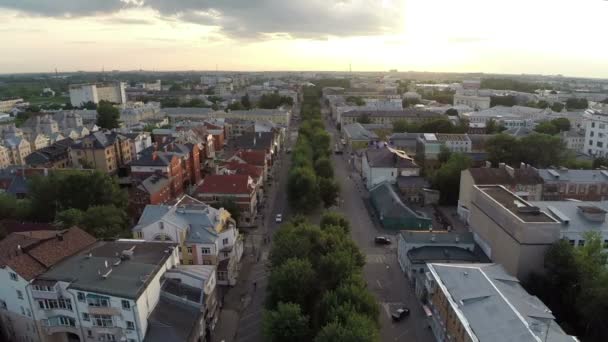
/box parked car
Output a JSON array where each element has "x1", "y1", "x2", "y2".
[
  {"x1": 275, "y1": 214, "x2": 283, "y2": 223},
  {"x1": 391, "y1": 307, "x2": 410, "y2": 321},
  {"x1": 374, "y1": 236, "x2": 391, "y2": 245}
]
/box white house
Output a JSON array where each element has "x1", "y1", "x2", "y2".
[{"x1": 362, "y1": 146, "x2": 420, "y2": 189}]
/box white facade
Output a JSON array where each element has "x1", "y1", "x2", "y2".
[
  {"x1": 69, "y1": 83, "x2": 126, "y2": 107},
  {"x1": 0, "y1": 266, "x2": 38, "y2": 342},
  {"x1": 584, "y1": 111, "x2": 608, "y2": 157},
  {"x1": 453, "y1": 94, "x2": 490, "y2": 111}
]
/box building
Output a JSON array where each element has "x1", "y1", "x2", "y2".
[
  {"x1": 31, "y1": 239, "x2": 217, "y2": 342},
  {"x1": 133, "y1": 196, "x2": 243, "y2": 286},
  {"x1": 340, "y1": 109, "x2": 442, "y2": 126},
  {"x1": 425, "y1": 263, "x2": 576, "y2": 342},
  {"x1": 468, "y1": 185, "x2": 561, "y2": 280},
  {"x1": 532, "y1": 200, "x2": 608, "y2": 249},
  {"x1": 128, "y1": 174, "x2": 173, "y2": 218},
  {"x1": 560, "y1": 130, "x2": 585, "y2": 152},
  {"x1": 388, "y1": 133, "x2": 420, "y2": 155},
  {"x1": 69, "y1": 82, "x2": 127, "y2": 107},
  {"x1": 362, "y1": 146, "x2": 420, "y2": 189},
  {"x1": 4, "y1": 136, "x2": 32, "y2": 166},
  {"x1": 396, "y1": 176, "x2": 430, "y2": 203},
  {"x1": 0, "y1": 145, "x2": 9, "y2": 169},
  {"x1": 537, "y1": 168, "x2": 608, "y2": 201},
  {"x1": 397, "y1": 231, "x2": 479, "y2": 298},
  {"x1": 194, "y1": 174, "x2": 258, "y2": 227},
  {"x1": 0, "y1": 227, "x2": 96, "y2": 342},
  {"x1": 583, "y1": 110, "x2": 608, "y2": 157},
  {"x1": 163, "y1": 108, "x2": 214, "y2": 122},
  {"x1": 0, "y1": 98, "x2": 24, "y2": 112},
  {"x1": 24, "y1": 138, "x2": 74, "y2": 168},
  {"x1": 226, "y1": 150, "x2": 268, "y2": 182},
  {"x1": 220, "y1": 109, "x2": 291, "y2": 126},
  {"x1": 70, "y1": 131, "x2": 133, "y2": 174},
  {"x1": 341, "y1": 123, "x2": 378, "y2": 151},
  {"x1": 123, "y1": 132, "x2": 152, "y2": 160},
  {"x1": 130, "y1": 151, "x2": 185, "y2": 198},
  {"x1": 458, "y1": 165, "x2": 544, "y2": 223},
  {"x1": 369, "y1": 182, "x2": 432, "y2": 230},
  {"x1": 453, "y1": 94, "x2": 490, "y2": 111}
]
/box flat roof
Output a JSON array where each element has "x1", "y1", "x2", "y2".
[
  {"x1": 478, "y1": 185, "x2": 557, "y2": 223},
  {"x1": 39, "y1": 241, "x2": 176, "y2": 299},
  {"x1": 531, "y1": 200, "x2": 608, "y2": 233}
]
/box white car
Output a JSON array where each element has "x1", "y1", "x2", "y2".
[{"x1": 275, "y1": 214, "x2": 283, "y2": 223}]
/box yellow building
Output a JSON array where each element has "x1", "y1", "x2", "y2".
[{"x1": 70, "y1": 131, "x2": 132, "y2": 173}]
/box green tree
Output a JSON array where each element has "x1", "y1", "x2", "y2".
[
  {"x1": 263, "y1": 302, "x2": 311, "y2": 342},
  {"x1": 318, "y1": 177, "x2": 340, "y2": 208},
  {"x1": 267, "y1": 258, "x2": 317, "y2": 310},
  {"x1": 315, "y1": 314, "x2": 379, "y2": 342},
  {"x1": 551, "y1": 102, "x2": 565, "y2": 112},
  {"x1": 287, "y1": 167, "x2": 319, "y2": 213},
  {"x1": 445, "y1": 108, "x2": 459, "y2": 116},
  {"x1": 54, "y1": 208, "x2": 84, "y2": 228},
  {"x1": 227, "y1": 101, "x2": 244, "y2": 111},
  {"x1": 169, "y1": 84, "x2": 183, "y2": 91},
  {"x1": 593, "y1": 157, "x2": 608, "y2": 169},
  {"x1": 438, "y1": 145, "x2": 452, "y2": 164},
  {"x1": 551, "y1": 118, "x2": 571, "y2": 132},
  {"x1": 210, "y1": 197, "x2": 241, "y2": 223},
  {"x1": 0, "y1": 193, "x2": 18, "y2": 219},
  {"x1": 346, "y1": 96, "x2": 365, "y2": 106},
  {"x1": 83, "y1": 101, "x2": 97, "y2": 110},
  {"x1": 356, "y1": 113, "x2": 371, "y2": 124},
  {"x1": 486, "y1": 118, "x2": 500, "y2": 134},
  {"x1": 392, "y1": 119, "x2": 409, "y2": 133},
  {"x1": 566, "y1": 98, "x2": 588, "y2": 110},
  {"x1": 402, "y1": 97, "x2": 420, "y2": 108},
  {"x1": 96, "y1": 100, "x2": 120, "y2": 129},
  {"x1": 534, "y1": 121, "x2": 559, "y2": 135},
  {"x1": 431, "y1": 153, "x2": 472, "y2": 204},
  {"x1": 81, "y1": 205, "x2": 128, "y2": 238},
  {"x1": 419, "y1": 119, "x2": 454, "y2": 133},
  {"x1": 319, "y1": 280, "x2": 379, "y2": 326},
  {"x1": 241, "y1": 94, "x2": 252, "y2": 109},
  {"x1": 320, "y1": 212, "x2": 350, "y2": 234},
  {"x1": 518, "y1": 133, "x2": 566, "y2": 168},
  {"x1": 537, "y1": 100, "x2": 550, "y2": 109},
  {"x1": 314, "y1": 158, "x2": 334, "y2": 179},
  {"x1": 490, "y1": 95, "x2": 516, "y2": 107}
]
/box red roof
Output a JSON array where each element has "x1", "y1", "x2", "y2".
[
  {"x1": 219, "y1": 161, "x2": 262, "y2": 180},
  {"x1": 196, "y1": 174, "x2": 253, "y2": 195},
  {"x1": 231, "y1": 150, "x2": 266, "y2": 166}
]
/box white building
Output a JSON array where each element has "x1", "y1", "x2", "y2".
[
  {"x1": 69, "y1": 82, "x2": 126, "y2": 107},
  {"x1": 135, "y1": 80, "x2": 161, "y2": 91},
  {"x1": 362, "y1": 146, "x2": 420, "y2": 189},
  {"x1": 0, "y1": 98, "x2": 24, "y2": 112},
  {"x1": 584, "y1": 110, "x2": 608, "y2": 157},
  {"x1": 453, "y1": 94, "x2": 490, "y2": 111}
]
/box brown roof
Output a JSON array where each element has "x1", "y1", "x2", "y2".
[
  {"x1": 0, "y1": 220, "x2": 56, "y2": 234},
  {"x1": 231, "y1": 150, "x2": 266, "y2": 166},
  {"x1": 0, "y1": 227, "x2": 96, "y2": 280},
  {"x1": 196, "y1": 174, "x2": 253, "y2": 195},
  {"x1": 468, "y1": 167, "x2": 542, "y2": 186},
  {"x1": 219, "y1": 161, "x2": 263, "y2": 180}
]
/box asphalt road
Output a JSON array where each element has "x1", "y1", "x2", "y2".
[{"x1": 324, "y1": 113, "x2": 435, "y2": 342}]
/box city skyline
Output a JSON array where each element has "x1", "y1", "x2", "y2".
[{"x1": 0, "y1": 0, "x2": 607, "y2": 77}]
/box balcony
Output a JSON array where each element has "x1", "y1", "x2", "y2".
[
  {"x1": 44, "y1": 325, "x2": 80, "y2": 336},
  {"x1": 88, "y1": 306, "x2": 121, "y2": 316},
  {"x1": 31, "y1": 281, "x2": 60, "y2": 300}
]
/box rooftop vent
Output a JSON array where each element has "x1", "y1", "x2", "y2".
[{"x1": 578, "y1": 206, "x2": 607, "y2": 222}]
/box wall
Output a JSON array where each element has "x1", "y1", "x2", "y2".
[{"x1": 0, "y1": 267, "x2": 38, "y2": 342}]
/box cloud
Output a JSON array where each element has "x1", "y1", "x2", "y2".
[
  {"x1": 0, "y1": 0, "x2": 404, "y2": 39},
  {"x1": 104, "y1": 17, "x2": 154, "y2": 25},
  {"x1": 448, "y1": 36, "x2": 489, "y2": 44}
]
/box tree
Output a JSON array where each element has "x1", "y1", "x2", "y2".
[
  {"x1": 445, "y1": 108, "x2": 459, "y2": 116},
  {"x1": 320, "y1": 212, "x2": 350, "y2": 234},
  {"x1": 419, "y1": 119, "x2": 454, "y2": 133},
  {"x1": 210, "y1": 197, "x2": 241, "y2": 223},
  {"x1": 241, "y1": 94, "x2": 252, "y2": 109},
  {"x1": 315, "y1": 314, "x2": 379, "y2": 342},
  {"x1": 485, "y1": 118, "x2": 505, "y2": 134},
  {"x1": 267, "y1": 258, "x2": 316, "y2": 309},
  {"x1": 263, "y1": 302, "x2": 311, "y2": 342},
  {"x1": 566, "y1": 98, "x2": 588, "y2": 110},
  {"x1": 314, "y1": 158, "x2": 334, "y2": 179},
  {"x1": 96, "y1": 100, "x2": 120, "y2": 129},
  {"x1": 227, "y1": 101, "x2": 244, "y2": 111},
  {"x1": 64, "y1": 102, "x2": 74, "y2": 110},
  {"x1": 518, "y1": 133, "x2": 566, "y2": 168},
  {"x1": 490, "y1": 95, "x2": 516, "y2": 107},
  {"x1": 356, "y1": 113, "x2": 371, "y2": 124},
  {"x1": 346, "y1": 96, "x2": 365, "y2": 106},
  {"x1": 402, "y1": 97, "x2": 420, "y2": 108},
  {"x1": 534, "y1": 121, "x2": 559, "y2": 135},
  {"x1": 536, "y1": 100, "x2": 550, "y2": 109},
  {"x1": 593, "y1": 157, "x2": 608, "y2": 169},
  {"x1": 169, "y1": 84, "x2": 183, "y2": 91},
  {"x1": 438, "y1": 145, "x2": 452, "y2": 164},
  {"x1": 82, "y1": 101, "x2": 97, "y2": 110},
  {"x1": 211, "y1": 103, "x2": 219, "y2": 110},
  {"x1": 319, "y1": 279, "x2": 379, "y2": 326},
  {"x1": 551, "y1": 118, "x2": 571, "y2": 132},
  {"x1": 431, "y1": 153, "x2": 472, "y2": 204},
  {"x1": 287, "y1": 167, "x2": 319, "y2": 213},
  {"x1": 55, "y1": 208, "x2": 85, "y2": 228},
  {"x1": 318, "y1": 178, "x2": 340, "y2": 208},
  {"x1": 551, "y1": 102, "x2": 565, "y2": 112},
  {"x1": 80, "y1": 205, "x2": 128, "y2": 238},
  {"x1": 392, "y1": 119, "x2": 409, "y2": 133}
]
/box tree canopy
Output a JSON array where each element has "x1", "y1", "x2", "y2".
[
  {"x1": 485, "y1": 133, "x2": 566, "y2": 168},
  {"x1": 431, "y1": 153, "x2": 472, "y2": 204},
  {"x1": 96, "y1": 100, "x2": 120, "y2": 129},
  {"x1": 566, "y1": 98, "x2": 588, "y2": 110},
  {"x1": 263, "y1": 302, "x2": 311, "y2": 342}
]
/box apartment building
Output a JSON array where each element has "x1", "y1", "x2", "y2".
[
  {"x1": 194, "y1": 174, "x2": 258, "y2": 228},
  {"x1": 4, "y1": 136, "x2": 32, "y2": 166},
  {"x1": 453, "y1": 94, "x2": 490, "y2": 111},
  {"x1": 226, "y1": 150, "x2": 268, "y2": 182},
  {"x1": 69, "y1": 82, "x2": 126, "y2": 107},
  {"x1": 132, "y1": 196, "x2": 243, "y2": 286},
  {"x1": 130, "y1": 151, "x2": 185, "y2": 198},
  {"x1": 583, "y1": 110, "x2": 608, "y2": 157},
  {"x1": 25, "y1": 138, "x2": 74, "y2": 168},
  {"x1": 362, "y1": 146, "x2": 420, "y2": 189},
  {"x1": 537, "y1": 168, "x2": 608, "y2": 201},
  {"x1": 128, "y1": 174, "x2": 173, "y2": 218},
  {"x1": 425, "y1": 263, "x2": 576, "y2": 342},
  {"x1": 0, "y1": 227, "x2": 96, "y2": 342},
  {"x1": 31, "y1": 240, "x2": 216, "y2": 342},
  {"x1": 70, "y1": 132, "x2": 133, "y2": 174},
  {"x1": 0, "y1": 145, "x2": 10, "y2": 169},
  {"x1": 340, "y1": 109, "x2": 442, "y2": 126},
  {"x1": 468, "y1": 185, "x2": 561, "y2": 280}
]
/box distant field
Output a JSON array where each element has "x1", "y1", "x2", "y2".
[{"x1": 26, "y1": 95, "x2": 69, "y2": 106}]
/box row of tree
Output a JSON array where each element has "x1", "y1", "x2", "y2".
[
  {"x1": 485, "y1": 133, "x2": 569, "y2": 168},
  {"x1": 258, "y1": 93, "x2": 294, "y2": 109},
  {"x1": 263, "y1": 214, "x2": 380, "y2": 341},
  {"x1": 287, "y1": 86, "x2": 339, "y2": 212},
  {"x1": 526, "y1": 232, "x2": 608, "y2": 341},
  {"x1": 534, "y1": 118, "x2": 571, "y2": 135},
  {"x1": 0, "y1": 171, "x2": 129, "y2": 238}
]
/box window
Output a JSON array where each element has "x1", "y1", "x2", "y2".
[
  {"x1": 187, "y1": 247, "x2": 193, "y2": 254},
  {"x1": 178, "y1": 246, "x2": 182, "y2": 253},
  {"x1": 33, "y1": 285, "x2": 54, "y2": 292},
  {"x1": 87, "y1": 296, "x2": 110, "y2": 307},
  {"x1": 121, "y1": 300, "x2": 131, "y2": 310},
  {"x1": 91, "y1": 314, "x2": 114, "y2": 327},
  {"x1": 135, "y1": 232, "x2": 143, "y2": 239},
  {"x1": 579, "y1": 240, "x2": 585, "y2": 247},
  {"x1": 16, "y1": 290, "x2": 23, "y2": 300},
  {"x1": 592, "y1": 122, "x2": 596, "y2": 128},
  {"x1": 87, "y1": 330, "x2": 93, "y2": 338},
  {"x1": 21, "y1": 306, "x2": 25, "y2": 315},
  {"x1": 77, "y1": 292, "x2": 85, "y2": 302},
  {"x1": 159, "y1": 222, "x2": 164, "y2": 230},
  {"x1": 126, "y1": 321, "x2": 135, "y2": 330},
  {"x1": 569, "y1": 240, "x2": 575, "y2": 246},
  {"x1": 37, "y1": 298, "x2": 73, "y2": 311},
  {"x1": 223, "y1": 238, "x2": 229, "y2": 245},
  {"x1": 201, "y1": 247, "x2": 211, "y2": 255},
  {"x1": 604, "y1": 240, "x2": 608, "y2": 249},
  {"x1": 223, "y1": 252, "x2": 229, "y2": 258},
  {"x1": 26, "y1": 309, "x2": 31, "y2": 317},
  {"x1": 99, "y1": 334, "x2": 117, "y2": 342},
  {"x1": 203, "y1": 260, "x2": 212, "y2": 265},
  {"x1": 598, "y1": 141, "x2": 604, "y2": 148},
  {"x1": 82, "y1": 313, "x2": 90, "y2": 321},
  {"x1": 589, "y1": 140, "x2": 594, "y2": 146},
  {"x1": 0, "y1": 300, "x2": 6, "y2": 309},
  {"x1": 9, "y1": 272, "x2": 17, "y2": 281},
  {"x1": 601, "y1": 124, "x2": 606, "y2": 129}
]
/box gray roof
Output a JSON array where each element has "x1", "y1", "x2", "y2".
[
  {"x1": 39, "y1": 241, "x2": 177, "y2": 299},
  {"x1": 133, "y1": 196, "x2": 222, "y2": 245},
  {"x1": 531, "y1": 200, "x2": 608, "y2": 234},
  {"x1": 400, "y1": 231, "x2": 474, "y2": 245},
  {"x1": 396, "y1": 176, "x2": 429, "y2": 189},
  {"x1": 407, "y1": 246, "x2": 480, "y2": 264},
  {"x1": 429, "y1": 263, "x2": 575, "y2": 342},
  {"x1": 138, "y1": 174, "x2": 171, "y2": 194},
  {"x1": 144, "y1": 297, "x2": 202, "y2": 342},
  {"x1": 229, "y1": 109, "x2": 288, "y2": 117},
  {"x1": 370, "y1": 182, "x2": 429, "y2": 221},
  {"x1": 365, "y1": 147, "x2": 418, "y2": 169},
  {"x1": 343, "y1": 123, "x2": 378, "y2": 141},
  {"x1": 162, "y1": 107, "x2": 213, "y2": 116},
  {"x1": 342, "y1": 108, "x2": 442, "y2": 118},
  {"x1": 504, "y1": 127, "x2": 534, "y2": 138},
  {"x1": 537, "y1": 169, "x2": 608, "y2": 183}
]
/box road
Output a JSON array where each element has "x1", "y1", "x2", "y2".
[{"x1": 324, "y1": 111, "x2": 435, "y2": 342}]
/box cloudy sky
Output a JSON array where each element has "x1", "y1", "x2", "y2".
[{"x1": 0, "y1": 0, "x2": 607, "y2": 77}]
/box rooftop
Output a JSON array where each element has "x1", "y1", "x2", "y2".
[
  {"x1": 400, "y1": 231, "x2": 474, "y2": 245},
  {"x1": 196, "y1": 174, "x2": 253, "y2": 195},
  {"x1": 370, "y1": 182, "x2": 431, "y2": 223},
  {"x1": 39, "y1": 240, "x2": 177, "y2": 299},
  {"x1": 531, "y1": 200, "x2": 608, "y2": 232},
  {"x1": 365, "y1": 147, "x2": 418, "y2": 169},
  {"x1": 407, "y1": 246, "x2": 480, "y2": 264},
  {"x1": 342, "y1": 122, "x2": 378, "y2": 141},
  {"x1": 468, "y1": 167, "x2": 543, "y2": 185},
  {"x1": 478, "y1": 185, "x2": 557, "y2": 223},
  {"x1": 537, "y1": 168, "x2": 608, "y2": 183},
  {"x1": 144, "y1": 297, "x2": 202, "y2": 342},
  {"x1": 342, "y1": 108, "x2": 441, "y2": 118},
  {"x1": 428, "y1": 263, "x2": 576, "y2": 342}
]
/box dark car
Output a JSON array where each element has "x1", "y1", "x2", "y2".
[
  {"x1": 374, "y1": 236, "x2": 391, "y2": 245},
  {"x1": 391, "y1": 307, "x2": 410, "y2": 321}
]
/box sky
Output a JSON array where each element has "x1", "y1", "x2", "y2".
[{"x1": 0, "y1": 0, "x2": 607, "y2": 77}]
